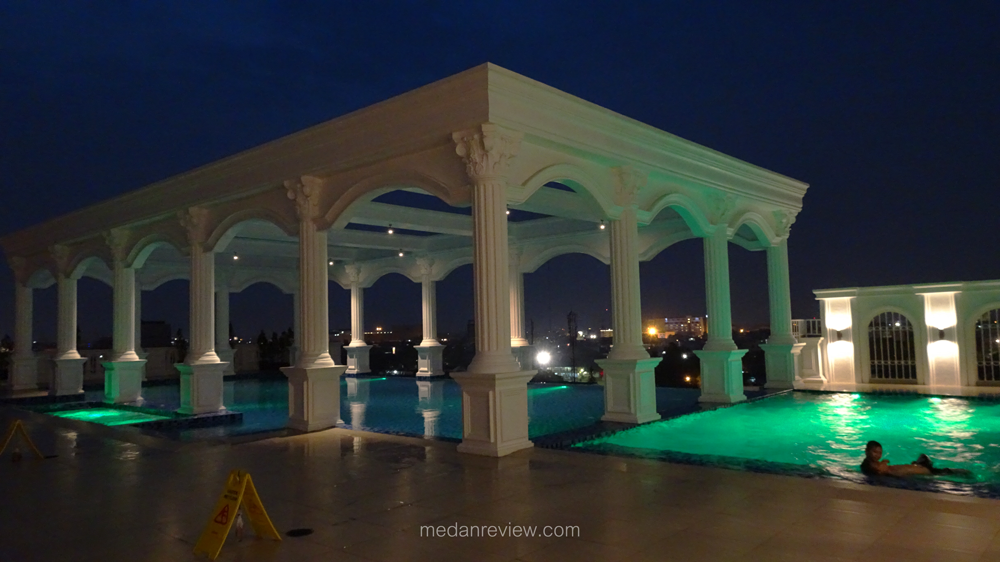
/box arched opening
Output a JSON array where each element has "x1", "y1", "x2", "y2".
[
  {"x1": 525, "y1": 253, "x2": 609, "y2": 382},
  {"x1": 365, "y1": 272, "x2": 421, "y2": 374},
  {"x1": 727, "y1": 224, "x2": 771, "y2": 387},
  {"x1": 975, "y1": 308, "x2": 1000, "y2": 383},
  {"x1": 230, "y1": 282, "x2": 293, "y2": 372},
  {"x1": 639, "y1": 237, "x2": 706, "y2": 389},
  {"x1": 868, "y1": 312, "x2": 917, "y2": 381},
  {"x1": 436, "y1": 263, "x2": 473, "y2": 373}
]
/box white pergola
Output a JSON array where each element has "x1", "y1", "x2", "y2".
[{"x1": 1, "y1": 64, "x2": 808, "y2": 456}]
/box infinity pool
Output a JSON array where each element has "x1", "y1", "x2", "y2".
[
  {"x1": 84, "y1": 376, "x2": 703, "y2": 441},
  {"x1": 575, "y1": 392, "x2": 1000, "y2": 495}
]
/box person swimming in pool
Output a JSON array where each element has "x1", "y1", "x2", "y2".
[{"x1": 860, "y1": 441, "x2": 970, "y2": 477}]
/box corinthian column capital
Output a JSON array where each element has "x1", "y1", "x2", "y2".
[
  {"x1": 452, "y1": 123, "x2": 523, "y2": 182},
  {"x1": 773, "y1": 209, "x2": 797, "y2": 238},
  {"x1": 611, "y1": 166, "x2": 647, "y2": 208},
  {"x1": 344, "y1": 262, "x2": 363, "y2": 285},
  {"x1": 50, "y1": 244, "x2": 75, "y2": 278},
  {"x1": 415, "y1": 257, "x2": 434, "y2": 279},
  {"x1": 284, "y1": 176, "x2": 325, "y2": 221},
  {"x1": 7, "y1": 255, "x2": 29, "y2": 286},
  {"x1": 179, "y1": 207, "x2": 212, "y2": 252},
  {"x1": 104, "y1": 227, "x2": 132, "y2": 264}
]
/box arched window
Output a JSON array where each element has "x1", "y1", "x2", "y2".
[
  {"x1": 976, "y1": 309, "x2": 1000, "y2": 383},
  {"x1": 868, "y1": 312, "x2": 917, "y2": 381}
]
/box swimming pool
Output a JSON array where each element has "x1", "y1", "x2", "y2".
[
  {"x1": 49, "y1": 407, "x2": 173, "y2": 426},
  {"x1": 82, "y1": 376, "x2": 704, "y2": 441},
  {"x1": 574, "y1": 391, "x2": 1000, "y2": 496}
]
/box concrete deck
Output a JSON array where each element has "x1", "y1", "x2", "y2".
[{"x1": 4, "y1": 408, "x2": 1000, "y2": 562}]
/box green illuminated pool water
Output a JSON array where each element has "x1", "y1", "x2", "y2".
[
  {"x1": 575, "y1": 392, "x2": 1000, "y2": 491},
  {"x1": 50, "y1": 408, "x2": 172, "y2": 426}
]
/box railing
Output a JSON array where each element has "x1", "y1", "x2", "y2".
[{"x1": 792, "y1": 319, "x2": 823, "y2": 338}]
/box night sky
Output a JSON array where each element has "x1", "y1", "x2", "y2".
[{"x1": 1, "y1": 2, "x2": 997, "y2": 344}]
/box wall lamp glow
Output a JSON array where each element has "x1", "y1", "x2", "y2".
[
  {"x1": 387, "y1": 224, "x2": 394, "y2": 235},
  {"x1": 599, "y1": 220, "x2": 606, "y2": 230},
  {"x1": 398, "y1": 250, "x2": 404, "y2": 257},
  {"x1": 328, "y1": 260, "x2": 334, "y2": 266},
  {"x1": 232, "y1": 252, "x2": 239, "y2": 261}
]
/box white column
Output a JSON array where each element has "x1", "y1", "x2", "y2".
[
  {"x1": 451, "y1": 124, "x2": 534, "y2": 457},
  {"x1": 290, "y1": 288, "x2": 301, "y2": 366},
  {"x1": 281, "y1": 178, "x2": 345, "y2": 431},
  {"x1": 9, "y1": 257, "x2": 37, "y2": 391},
  {"x1": 176, "y1": 209, "x2": 225, "y2": 414},
  {"x1": 215, "y1": 286, "x2": 235, "y2": 375},
  {"x1": 761, "y1": 238, "x2": 805, "y2": 389},
  {"x1": 694, "y1": 226, "x2": 747, "y2": 403},
  {"x1": 102, "y1": 229, "x2": 146, "y2": 404},
  {"x1": 52, "y1": 269, "x2": 86, "y2": 396},
  {"x1": 509, "y1": 248, "x2": 529, "y2": 347},
  {"x1": 596, "y1": 167, "x2": 660, "y2": 424},
  {"x1": 345, "y1": 263, "x2": 371, "y2": 375},
  {"x1": 415, "y1": 257, "x2": 444, "y2": 377}
]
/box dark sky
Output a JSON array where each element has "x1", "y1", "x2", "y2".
[{"x1": 1, "y1": 2, "x2": 997, "y2": 344}]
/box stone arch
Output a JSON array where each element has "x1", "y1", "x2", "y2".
[
  {"x1": 434, "y1": 255, "x2": 473, "y2": 282},
  {"x1": 143, "y1": 270, "x2": 190, "y2": 291},
  {"x1": 729, "y1": 211, "x2": 778, "y2": 250},
  {"x1": 207, "y1": 206, "x2": 298, "y2": 252},
  {"x1": 521, "y1": 244, "x2": 609, "y2": 274},
  {"x1": 638, "y1": 231, "x2": 700, "y2": 262},
  {"x1": 322, "y1": 170, "x2": 462, "y2": 231},
  {"x1": 128, "y1": 233, "x2": 186, "y2": 269},
  {"x1": 230, "y1": 277, "x2": 296, "y2": 295},
  {"x1": 646, "y1": 193, "x2": 712, "y2": 237},
  {"x1": 517, "y1": 163, "x2": 612, "y2": 218},
  {"x1": 361, "y1": 264, "x2": 419, "y2": 288},
  {"x1": 72, "y1": 256, "x2": 113, "y2": 287}
]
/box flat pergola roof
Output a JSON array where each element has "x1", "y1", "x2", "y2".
[{"x1": 2, "y1": 63, "x2": 808, "y2": 292}]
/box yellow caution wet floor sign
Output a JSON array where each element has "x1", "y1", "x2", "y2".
[
  {"x1": 0, "y1": 420, "x2": 44, "y2": 459},
  {"x1": 194, "y1": 470, "x2": 281, "y2": 560}
]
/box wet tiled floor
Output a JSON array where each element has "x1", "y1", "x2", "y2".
[{"x1": 4, "y1": 408, "x2": 1000, "y2": 562}]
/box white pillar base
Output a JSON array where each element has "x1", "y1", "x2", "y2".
[
  {"x1": 595, "y1": 358, "x2": 662, "y2": 424},
  {"x1": 345, "y1": 345, "x2": 372, "y2": 375},
  {"x1": 453, "y1": 370, "x2": 535, "y2": 457},
  {"x1": 10, "y1": 356, "x2": 39, "y2": 391},
  {"x1": 511, "y1": 345, "x2": 535, "y2": 371},
  {"x1": 761, "y1": 343, "x2": 806, "y2": 390},
  {"x1": 51, "y1": 357, "x2": 86, "y2": 396},
  {"x1": 103, "y1": 360, "x2": 146, "y2": 404},
  {"x1": 281, "y1": 365, "x2": 347, "y2": 432},
  {"x1": 415, "y1": 343, "x2": 445, "y2": 377},
  {"x1": 176, "y1": 362, "x2": 226, "y2": 414},
  {"x1": 216, "y1": 347, "x2": 236, "y2": 376},
  {"x1": 694, "y1": 349, "x2": 748, "y2": 403}
]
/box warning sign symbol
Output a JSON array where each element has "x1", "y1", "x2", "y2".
[{"x1": 213, "y1": 505, "x2": 230, "y2": 525}]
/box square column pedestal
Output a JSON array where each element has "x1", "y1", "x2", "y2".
[
  {"x1": 52, "y1": 358, "x2": 87, "y2": 396},
  {"x1": 694, "y1": 349, "x2": 748, "y2": 403},
  {"x1": 10, "y1": 357, "x2": 39, "y2": 391},
  {"x1": 453, "y1": 370, "x2": 535, "y2": 457},
  {"x1": 761, "y1": 343, "x2": 807, "y2": 390},
  {"x1": 281, "y1": 366, "x2": 347, "y2": 432},
  {"x1": 103, "y1": 360, "x2": 147, "y2": 404},
  {"x1": 217, "y1": 347, "x2": 236, "y2": 376},
  {"x1": 596, "y1": 358, "x2": 662, "y2": 424},
  {"x1": 345, "y1": 345, "x2": 371, "y2": 376},
  {"x1": 176, "y1": 362, "x2": 227, "y2": 414},
  {"x1": 415, "y1": 344, "x2": 445, "y2": 377}
]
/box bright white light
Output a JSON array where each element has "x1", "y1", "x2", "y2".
[
  {"x1": 387, "y1": 224, "x2": 394, "y2": 234},
  {"x1": 536, "y1": 351, "x2": 551, "y2": 366},
  {"x1": 233, "y1": 253, "x2": 239, "y2": 260},
  {"x1": 684, "y1": 376, "x2": 691, "y2": 382},
  {"x1": 894, "y1": 322, "x2": 900, "y2": 327},
  {"x1": 682, "y1": 353, "x2": 688, "y2": 359},
  {"x1": 328, "y1": 261, "x2": 334, "y2": 266},
  {"x1": 398, "y1": 251, "x2": 404, "y2": 257}
]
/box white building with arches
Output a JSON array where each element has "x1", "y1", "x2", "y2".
[
  {"x1": 812, "y1": 281, "x2": 1000, "y2": 389},
  {"x1": 1, "y1": 64, "x2": 808, "y2": 456}
]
